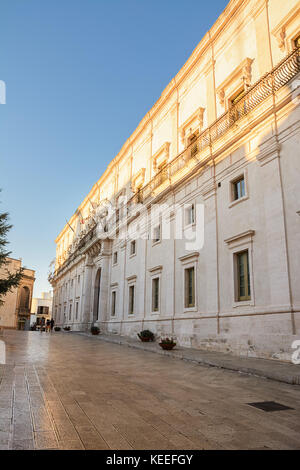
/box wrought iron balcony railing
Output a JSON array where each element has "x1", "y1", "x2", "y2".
[
  {"x1": 130, "y1": 46, "x2": 300, "y2": 205},
  {"x1": 51, "y1": 48, "x2": 299, "y2": 278}
]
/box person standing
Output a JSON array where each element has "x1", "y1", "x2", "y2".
[
  {"x1": 40, "y1": 317, "x2": 45, "y2": 332},
  {"x1": 50, "y1": 318, "x2": 55, "y2": 332},
  {"x1": 46, "y1": 319, "x2": 51, "y2": 333}
]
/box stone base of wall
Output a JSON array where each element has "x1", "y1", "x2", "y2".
[{"x1": 62, "y1": 310, "x2": 300, "y2": 362}]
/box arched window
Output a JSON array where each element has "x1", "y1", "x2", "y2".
[{"x1": 19, "y1": 286, "x2": 30, "y2": 309}]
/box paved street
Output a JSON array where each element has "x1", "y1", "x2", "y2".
[{"x1": 0, "y1": 330, "x2": 300, "y2": 450}]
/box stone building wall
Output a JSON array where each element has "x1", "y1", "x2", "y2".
[
  {"x1": 0, "y1": 258, "x2": 35, "y2": 329},
  {"x1": 50, "y1": 0, "x2": 300, "y2": 361}
]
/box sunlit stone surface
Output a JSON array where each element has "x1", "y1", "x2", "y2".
[
  {"x1": 49, "y1": 0, "x2": 300, "y2": 360},
  {"x1": 0, "y1": 330, "x2": 300, "y2": 450}
]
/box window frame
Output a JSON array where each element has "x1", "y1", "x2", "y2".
[
  {"x1": 128, "y1": 285, "x2": 135, "y2": 316},
  {"x1": 151, "y1": 277, "x2": 160, "y2": 313},
  {"x1": 111, "y1": 290, "x2": 116, "y2": 317},
  {"x1": 235, "y1": 250, "x2": 251, "y2": 302},
  {"x1": 113, "y1": 251, "x2": 118, "y2": 266},
  {"x1": 224, "y1": 230, "x2": 255, "y2": 308},
  {"x1": 179, "y1": 252, "x2": 199, "y2": 313},
  {"x1": 130, "y1": 240, "x2": 136, "y2": 257},
  {"x1": 184, "y1": 267, "x2": 195, "y2": 309},
  {"x1": 229, "y1": 170, "x2": 249, "y2": 208},
  {"x1": 185, "y1": 202, "x2": 196, "y2": 227},
  {"x1": 152, "y1": 223, "x2": 161, "y2": 246}
]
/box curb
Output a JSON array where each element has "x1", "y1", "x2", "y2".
[{"x1": 75, "y1": 332, "x2": 300, "y2": 386}]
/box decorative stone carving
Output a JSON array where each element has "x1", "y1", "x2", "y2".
[
  {"x1": 179, "y1": 107, "x2": 205, "y2": 146},
  {"x1": 218, "y1": 89, "x2": 225, "y2": 107},
  {"x1": 152, "y1": 142, "x2": 170, "y2": 172},
  {"x1": 216, "y1": 58, "x2": 254, "y2": 109},
  {"x1": 274, "y1": 27, "x2": 286, "y2": 51}
]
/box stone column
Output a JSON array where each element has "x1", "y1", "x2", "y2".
[
  {"x1": 96, "y1": 240, "x2": 112, "y2": 332},
  {"x1": 82, "y1": 255, "x2": 94, "y2": 331}
]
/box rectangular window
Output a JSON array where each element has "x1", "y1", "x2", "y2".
[
  {"x1": 185, "y1": 267, "x2": 195, "y2": 308},
  {"x1": 186, "y1": 204, "x2": 195, "y2": 225},
  {"x1": 188, "y1": 132, "x2": 198, "y2": 157},
  {"x1": 78, "y1": 275, "x2": 80, "y2": 284},
  {"x1": 153, "y1": 224, "x2": 161, "y2": 243},
  {"x1": 113, "y1": 251, "x2": 118, "y2": 265},
  {"x1": 128, "y1": 285, "x2": 134, "y2": 315},
  {"x1": 233, "y1": 177, "x2": 245, "y2": 201},
  {"x1": 152, "y1": 278, "x2": 159, "y2": 312},
  {"x1": 69, "y1": 304, "x2": 72, "y2": 320},
  {"x1": 130, "y1": 240, "x2": 136, "y2": 256},
  {"x1": 230, "y1": 88, "x2": 245, "y2": 106},
  {"x1": 75, "y1": 301, "x2": 79, "y2": 320},
  {"x1": 111, "y1": 291, "x2": 116, "y2": 316},
  {"x1": 236, "y1": 250, "x2": 251, "y2": 301}
]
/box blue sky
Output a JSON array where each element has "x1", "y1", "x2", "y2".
[{"x1": 0, "y1": 0, "x2": 228, "y2": 296}]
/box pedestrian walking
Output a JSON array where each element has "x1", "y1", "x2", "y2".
[
  {"x1": 46, "y1": 319, "x2": 51, "y2": 333},
  {"x1": 50, "y1": 318, "x2": 55, "y2": 332},
  {"x1": 40, "y1": 317, "x2": 45, "y2": 332}
]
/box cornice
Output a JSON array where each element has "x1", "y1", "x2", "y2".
[
  {"x1": 55, "y1": 0, "x2": 245, "y2": 244},
  {"x1": 224, "y1": 229, "x2": 255, "y2": 246}
]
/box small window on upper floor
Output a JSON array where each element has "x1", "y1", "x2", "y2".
[
  {"x1": 232, "y1": 176, "x2": 245, "y2": 201},
  {"x1": 130, "y1": 240, "x2": 136, "y2": 256},
  {"x1": 113, "y1": 251, "x2": 118, "y2": 265},
  {"x1": 153, "y1": 224, "x2": 161, "y2": 244},
  {"x1": 185, "y1": 204, "x2": 195, "y2": 226}
]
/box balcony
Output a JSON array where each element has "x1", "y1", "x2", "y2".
[
  {"x1": 130, "y1": 47, "x2": 300, "y2": 206},
  {"x1": 51, "y1": 47, "x2": 299, "y2": 279}
]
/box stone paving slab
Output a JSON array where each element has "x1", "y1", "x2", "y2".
[
  {"x1": 0, "y1": 330, "x2": 300, "y2": 450},
  {"x1": 77, "y1": 332, "x2": 300, "y2": 386}
]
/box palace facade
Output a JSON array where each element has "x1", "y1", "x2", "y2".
[{"x1": 50, "y1": 0, "x2": 300, "y2": 361}]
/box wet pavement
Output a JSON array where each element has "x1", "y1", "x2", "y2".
[{"x1": 0, "y1": 330, "x2": 299, "y2": 450}]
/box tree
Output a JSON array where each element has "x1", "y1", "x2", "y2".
[{"x1": 0, "y1": 194, "x2": 23, "y2": 305}]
